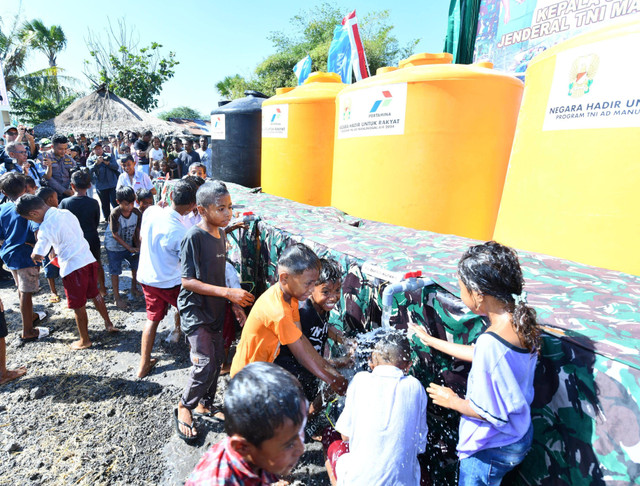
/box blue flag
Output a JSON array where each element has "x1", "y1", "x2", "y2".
[
  {"x1": 327, "y1": 25, "x2": 352, "y2": 84},
  {"x1": 293, "y1": 55, "x2": 312, "y2": 85}
]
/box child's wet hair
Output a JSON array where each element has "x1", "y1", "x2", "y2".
[
  {"x1": 199, "y1": 180, "x2": 229, "y2": 208},
  {"x1": 71, "y1": 168, "x2": 92, "y2": 189},
  {"x1": 372, "y1": 329, "x2": 412, "y2": 367},
  {"x1": 196, "y1": 180, "x2": 229, "y2": 207},
  {"x1": 317, "y1": 258, "x2": 342, "y2": 285},
  {"x1": 224, "y1": 362, "x2": 306, "y2": 447},
  {"x1": 116, "y1": 186, "x2": 136, "y2": 204},
  {"x1": 35, "y1": 186, "x2": 56, "y2": 203},
  {"x1": 278, "y1": 243, "x2": 320, "y2": 275},
  {"x1": 15, "y1": 194, "x2": 46, "y2": 216},
  {"x1": 458, "y1": 241, "x2": 540, "y2": 352}
]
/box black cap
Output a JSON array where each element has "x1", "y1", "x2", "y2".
[{"x1": 90, "y1": 141, "x2": 102, "y2": 149}]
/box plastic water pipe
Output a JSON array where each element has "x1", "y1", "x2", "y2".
[{"x1": 381, "y1": 277, "x2": 434, "y2": 327}]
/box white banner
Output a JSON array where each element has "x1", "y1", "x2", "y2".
[
  {"x1": 543, "y1": 34, "x2": 640, "y2": 131},
  {"x1": 262, "y1": 104, "x2": 289, "y2": 138},
  {"x1": 337, "y1": 83, "x2": 407, "y2": 139},
  {"x1": 210, "y1": 113, "x2": 226, "y2": 140}
]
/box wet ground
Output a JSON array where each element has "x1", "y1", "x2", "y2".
[{"x1": 0, "y1": 252, "x2": 330, "y2": 485}]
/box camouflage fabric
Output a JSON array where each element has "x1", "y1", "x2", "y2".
[{"x1": 163, "y1": 181, "x2": 640, "y2": 485}]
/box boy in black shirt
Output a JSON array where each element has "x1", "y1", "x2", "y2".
[
  {"x1": 59, "y1": 169, "x2": 105, "y2": 296},
  {"x1": 175, "y1": 181, "x2": 254, "y2": 442}
]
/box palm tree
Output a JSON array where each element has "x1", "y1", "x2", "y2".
[
  {"x1": 0, "y1": 14, "x2": 30, "y2": 94},
  {"x1": 19, "y1": 19, "x2": 67, "y2": 103},
  {"x1": 1, "y1": 15, "x2": 80, "y2": 125}
]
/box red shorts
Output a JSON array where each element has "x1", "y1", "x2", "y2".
[
  {"x1": 62, "y1": 262, "x2": 100, "y2": 309},
  {"x1": 223, "y1": 302, "x2": 236, "y2": 349},
  {"x1": 326, "y1": 439, "x2": 349, "y2": 479},
  {"x1": 141, "y1": 284, "x2": 180, "y2": 322}
]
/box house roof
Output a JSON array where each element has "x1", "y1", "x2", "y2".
[{"x1": 167, "y1": 118, "x2": 211, "y2": 136}]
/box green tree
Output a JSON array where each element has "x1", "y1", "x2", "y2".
[
  {"x1": 0, "y1": 13, "x2": 29, "y2": 94},
  {"x1": 19, "y1": 19, "x2": 69, "y2": 104},
  {"x1": 84, "y1": 19, "x2": 178, "y2": 112},
  {"x1": 216, "y1": 3, "x2": 418, "y2": 98},
  {"x1": 215, "y1": 74, "x2": 253, "y2": 100},
  {"x1": 158, "y1": 106, "x2": 205, "y2": 121},
  {"x1": 2, "y1": 13, "x2": 80, "y2": 125}
]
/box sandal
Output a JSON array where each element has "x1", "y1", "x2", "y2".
[
  {"x1": 48, "y1": 295, "x2": 61, "y2": 303},
  {"x1": 193, "y1": 407, "x2": 225, "y2": 423},
  {"x1": 19, "y1": 326, "x2": 50, "y2": 344},
  {"x1": 174, "y1": 408, "x2": 199, "y2": 444},
  {"x1": 33, "y1": 311, "x2": 48, "y2": 323}
]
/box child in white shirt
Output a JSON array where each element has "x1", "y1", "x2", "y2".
[
  {"x1": 16, "y1": 194, "x2": 119, "y2": 350},
  {"x1": 326, "y1": 329, "x2": 428, "y2": 486}
]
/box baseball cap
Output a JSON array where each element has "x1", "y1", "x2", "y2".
[{"x1": 4, "y1": 125, "x2": 18, "y2": 134}]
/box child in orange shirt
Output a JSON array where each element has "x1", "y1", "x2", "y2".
[{"x1": 230, "y1": 243, "x2": 347, "y2": 396}]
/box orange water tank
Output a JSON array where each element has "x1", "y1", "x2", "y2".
[
  {"x1": 331, "y1": 53, "x2": 524, "y2": 240},
  {"x1": 493, "y1": 21, "x2": 640, "y2": 275},
  {"x1": 261, "y1": 73, "x2": 346, "y2": 206}
]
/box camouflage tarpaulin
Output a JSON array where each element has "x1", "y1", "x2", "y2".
[{"x1": 164, "y1": 181, "x2": 640, "y2": 485}]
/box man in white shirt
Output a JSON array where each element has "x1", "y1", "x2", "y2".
[
  {"x1": 196, "y1": 136, "x2": 212, "y2": 178},
  {"x1": 137, "y1": 180, "x2": 197, "y2": 378},
  {"x1": 16, "y1": 194, "x2": 119, "y2": 350}
]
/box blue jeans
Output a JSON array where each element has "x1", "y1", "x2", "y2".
[
  {"x1": 106, "y1": 249, "x2": 139, "y2": 276},
  {"x1": 459, "y1": 424, "x2": 533, "y2": 486}
]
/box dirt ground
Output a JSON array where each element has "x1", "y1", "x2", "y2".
[{"x1": 0, "y1": 255, "x2": 330, "y2": 485}]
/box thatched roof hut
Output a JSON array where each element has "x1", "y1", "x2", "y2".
[{"x1": 34, "y1": 86, "x2": 189, "y2": 139}]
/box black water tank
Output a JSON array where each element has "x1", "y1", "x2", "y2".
[{"x1": 210, "y1": 90, "x2": 268, "y2": 188}]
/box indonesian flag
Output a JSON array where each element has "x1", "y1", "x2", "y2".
[{"x1": 342, "y1": 10, "x2": 370, "y2": 81}]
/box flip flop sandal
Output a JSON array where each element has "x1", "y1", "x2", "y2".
[
  {"x1": 174, "y1": 408, "x2": 199, "y2": 444},
  {"x1": 33, "y1": 311, "x2": 48, "y2": 323},
  {"x1": 48, "y1": 295, "x2": 61, "y2": 303},
  {"x1": 193, "y1": 407, "x2": 225, "y2": 423},
  {"x1": 19, "y1": 326, "x2": 50, "y2": 344}
]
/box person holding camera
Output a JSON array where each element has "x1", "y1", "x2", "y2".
[
  {"x1": 4, "y1": 125, "x2": 36, "y2": 158},
  {"x1": 87, "y1": 140, "x2": 120, "y2": 221},
  {"x1": 0, "y1": 142, "x2": 50, "y2": 189}
]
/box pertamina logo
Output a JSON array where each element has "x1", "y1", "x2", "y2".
[
  {"x1": 213, "y1": 116, "x2": 222, "y2": 127},
  {"x1": 568, "y1": 54, "x2": 599, "y2": 98},
  {"x1": 342, "y1": 98, "x2": 352, "y2": 121},
  {"x1": 270, "y1": 108, "x2": 282, "y2": 123},
  {"x1": 370, "y1": 90, "x2": 392, "y2": 113}
]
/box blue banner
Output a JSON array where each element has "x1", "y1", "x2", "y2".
[
  {"x1": 327, "y1": 25, "x2": 352, "y2": 84},
  {"x1": 293, "y1": 54, "x2": 312, "y2": 85}
]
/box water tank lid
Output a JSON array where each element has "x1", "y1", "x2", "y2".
[
  {"x1": 376, "y1": 66, "x2": 399, "y2": 75},
  {"x1": 244, "y1": 90, "x2": 268, "y2": 98},
  {"x1": 303, "y1": 72, "x2": 342, "y2": 84},
  {"x1": 276, "y1": 87, "x2": 296, "y2": 95},
  {"x1": 217, "y1": 100, "x2": 231, "y2": 107},
  {"x1": 399, "y1": 52, "x2": 453, "y2": 68},
  {"x1": 474, "y1": 60, "x2": 494, "y2": 69}
]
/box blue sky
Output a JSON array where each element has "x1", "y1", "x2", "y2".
[{"x1": 1, "y1": 0, "x2": 450, "y2": 117}]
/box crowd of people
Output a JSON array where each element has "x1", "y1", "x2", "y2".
[{"x1": 0, "y1": 123, "x2": 541, "y2": 485}]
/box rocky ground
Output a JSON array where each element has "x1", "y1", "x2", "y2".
[{"x1": 0, "y1": 254, "x2": 330, "y2": 485}]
